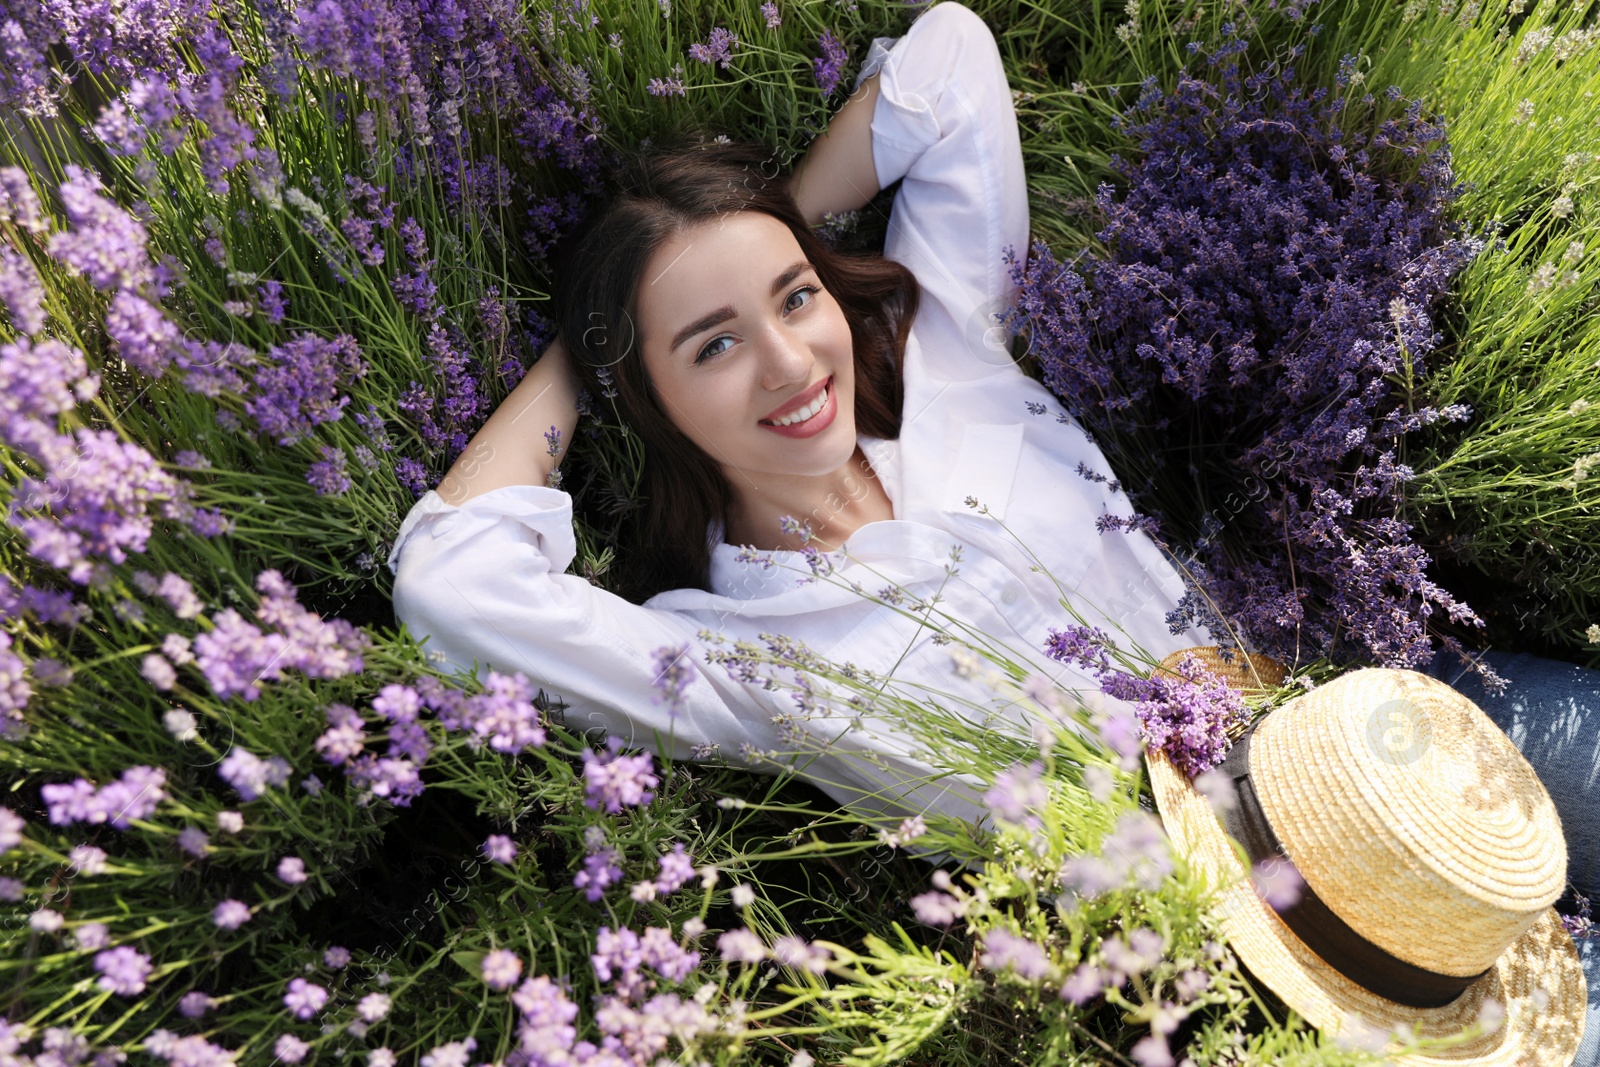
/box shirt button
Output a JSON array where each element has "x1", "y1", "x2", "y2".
[{"x1": 1001, "y1": 585, "x2": 1021, "y2": 606}]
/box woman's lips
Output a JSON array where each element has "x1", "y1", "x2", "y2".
[
  {"x1": 759, "y1": 375, "x2": 832, "y2": 425},
  {"x1": 758, "y1": 377, "x2": 837, "y2": 438}
]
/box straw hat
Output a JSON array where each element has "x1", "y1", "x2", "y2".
[{"x1": 1146, "y1": 646, "x2": 1587, "y2": 1065}]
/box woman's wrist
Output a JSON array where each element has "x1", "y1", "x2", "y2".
[{"x1": 788, "y1": 73, "x2": 883, "y2": 227}]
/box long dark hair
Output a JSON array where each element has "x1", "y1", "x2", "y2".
[{"x1": 553, "y1": 138, "x2": 920, "y2": 603}]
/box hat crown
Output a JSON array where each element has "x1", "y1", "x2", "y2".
[{"x1": 1249, "y1": 668, "x2": 1566, "y2": 977}]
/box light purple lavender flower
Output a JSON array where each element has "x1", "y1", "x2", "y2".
[
  {"x1": 0, "y1": 168, "x2": 46, "y2": 232},
  {"x1": 653, "y1": 842, "x2": 694, "y2": 896},
  {"x1": 813, "y1": 30, "x2": 848, "y2": 96},
  {"x1": 717, "y1": 927, "x2": 767, "y2": 965},
  {"x1": 357, "y1": 992, "x2": 392, "y2": 1022},
  {"x1": 142, "y1": 654, "x2": 177, "y2": 691},
  {"x1": 0, "y1": 807, "x2": 24, "y2": 854},
  {"x1": 74, "y1": 921, "x2": 110, "y2": 950},
  {"x1": 419, "y1": 1038, "x2": 476, "y2": 1067},
  {"x1": 177, "y1": 826, "x2": 209, "y2": 858},
  {"x1": 456, "y1": 671, "x2": 544, "y2": 754},
  {"x1": 155, "y1": 573, "x2": 203, "y2": 619},
  {"x1": 46, "y1": 166, "x2": 153, "y2": 291},
  {"x1": 649, "y1": 643, "x2": 695, "y2": 718},
  {"x1": 105, "y1": 290, "x2": 180, "y2": 378},
  {"x1": 573, "y1": 846, "x2": 623, "y2": 902},
  {"x1": 41, "y1": 765, "x2": 167, "y2": 828},
  {"x1": 178, "y1": 991, "x2": 214, "y2": 1019},
  {"x1": 372, "y1": 684, "x2": 421, "y2": 723},
  {"x1": 274, "y1": 1034, "x2": 309, "y2": 1064},
  {"x1": 639, "y1": 926, "x2": 701, "y2": 982},
  {"x1": 910, "y1": 890, "x2": 964, "y2": 926},
  {"x1": 277, "y1": 856, "x2": 308, "y2": 885},
  {"x1": 761, "y1": 1, "x2": 781, "y2": 27},
  {"x1": 1252, "y1": 857, "x2": 1304, "y2": 910},
  {"x1": 346, "y1": 754, "x2": 423, "y2": 807},
  {"x1": 0, "y1": 245, "x2": 45, "y2": 335},
  {"x1": 217, "y1": 747, "x2": 289, "y2": 800},
  {"x1": 688, "y1": 27, "x2": 738, "y2": 68},
  {"x1": 0, "y1": 877, "x2": 23, "y2": 901},
  {"x1": 244, "y1": 332, "x2": 366, "y2": 446},
  {"x1": 512, "y1": 977, "x2": 577, "y2": 1059},
  {"x1": 306, "y1": 445, "x2": 350, "y2": 496},
  {"x1": 771, "y1": 935, "x2": 830, "y2": 975},
  {"x1": 324, "y1": 945, "x2": 351, "y2": 969},
  {"x1": 1103, "y1": 928, "x2": 1166, "y2": 981},
  {"x1": 979, "y1": 929, "x2": 1053, "y2": 981},
  {"x1": 257, "y1": 280, "x2": 287, "y2": 324},
  {"x1": 315, "y1": 721, "x2": 364, "y2": 765},
  {"x1": 68, "y1": 843, "x2": 108, "y2": 876},
  {"x1": 583, "y1": 740, "x2": 659, "y2": 813},
  {"x1": 647, "y1": 64, "x2": 686, "y2": 97},
  {"x1": 983, "y1": 760, "x2": 1048, "y2": 830},
  {"x1": 283, "y1": 977, "x2": 328, "y2": 1020},
  {"x1": 94, "y1": 945, "x2": 153, "y2": 995},
  {"x1": 482, "y1": 834, "x2": 517, "y2": 864},
  {"x1": 212, "y1": 899, "x2": 251, "y2": 930},
  {"x1": 1059, "y1": 963, "x2": 1108, "y2": 1005},
  {"x1": 482, "y1": 949, "x2": 523, "y2": 990},
  {"x1": 1130, "y1": 1035, "x2": 1175, "y2": 1067},
  {"x1": 31, "y1": 907, "x2": 64, "y2": 932},
  {"x1": 215, "y1": 811, "x2": 243, "y2": 834}
]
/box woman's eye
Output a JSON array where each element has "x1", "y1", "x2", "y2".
[
  {"x1": 784, "y1": 285, "x2": 819, "y2": 313},
  {"x1": 696, "y1": 335, "x2": 735, "y2": 364}
]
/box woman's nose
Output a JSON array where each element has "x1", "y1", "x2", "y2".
[{"x1": 758, "y1": 323, "x2": 813, "y2": 391}]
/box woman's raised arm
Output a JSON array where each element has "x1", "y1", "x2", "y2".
[
  {"x1": 787, "y1": 74, "x2": 883, "y2": 227},
  {"x1": 434, "y1": 334, "x2": 581, "y2": 507}
]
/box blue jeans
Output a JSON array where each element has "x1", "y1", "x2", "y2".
[{"x1": 1421, "y1": 648, "x2": 1600, "y2": 1066}]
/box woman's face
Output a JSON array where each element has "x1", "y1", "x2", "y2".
[{"x1": 635, "y1": 211, "x2": 858, "y2": 490}]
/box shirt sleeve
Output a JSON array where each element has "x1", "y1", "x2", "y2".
[
  {"x1": 861, "y1": 2, "x2": 1030, "y2": 383},
  {"x1": 386, "y1": 485, "x2": 767, "y2": 761}
]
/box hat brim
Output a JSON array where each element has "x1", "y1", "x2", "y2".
[{"x1": 1148, "y1": 750, "x2": 1587, "y2": 1065}]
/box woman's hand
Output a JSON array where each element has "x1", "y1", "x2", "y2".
[
  {"x1": 787, "y1": 73, "x2": 883, "y2": 227},
  {"x1": 435, "y1": 334, "x2": 581, "y2": 507}
]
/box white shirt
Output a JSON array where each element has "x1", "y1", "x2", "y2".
[{"x1": 388, "y1": 2, "x2": 1212, "y2": 828}]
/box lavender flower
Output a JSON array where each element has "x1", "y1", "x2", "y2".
[
  {"x1": 649, "y1": 643, "x2": 695, "y2": 718},
  {"x1": 283, "y1": 977, "x2": 328, "y2": 1020},
  {"x1": 324, "y1": 945, "x2": 351, "y2": 969},
  {"x1": 1006, "y1": 36, "x2": 1481, "y2": 674},
  {"x1": 212, "y1": 899, "x2": 251, "y2": 930},
  {"x1": 761, "y1": 2, "x2": 782, "y2": 28},
  {"x1": 582, "y1": 739, "x2": 659, "y2": 813},
  {"x1": 177, "y1": 826, "x2": 209, "y2": 858},
  {"x1": 717, "y1": 927, "x2": 768, "y2": 964},
  {"x1": 979, "y1": 929, "x2": 1053, "y2": 981},
  {"x1": 983, "y1": 759, "x2": 1048, "y2": 830},
  {"x1": 688, "y1": 27, "x2": 739, "y2": 68},
  {"x1": 68, "y1": 844, "x2": 108, "y2": 876},
  {"x1": 306, "y1": 445, "x2": 351, "y2": 496},
  {"x1": 482, "y1": 834, "x2": 517, "y2": 864},
  {"x1": 652, "y1": 842, "x2": 695, "y2": 896},
  {"x1": 481, "y1": 949, "x2": 523, "y2": 990},
  {"x1": 94, "y1": 946, "x2": 152, "y2": 995},
  {"x1": 910, "y1": 890, "x2": 964, "y2": 926},
  {"x1": 216, "y1": 747, "x2": 290, "y2": 800},
  {"x1": 813, "y1": 30, "x2": 848, "y2": 96},
  {"x1": 46, "y1": 166, "x2": 153, "y2": 291},
  {"x1": 573, "y1": 845, "x2": 624, "y2": 901},
  {"x1": 244, "y1": 333, "x2": 366, "y2": 446},
  {"x1": 178, "y1": 991, "x2": 214, "y2": 1019},
  {"x1": 0, "y1": 245, "x2": 45, "y2": 335},
  {"x1": 358, "y1": 992, "x2": 392, "y2": 1022},
  {"x1": 0, "y1": 807, "x2": 22, "y2": 854},
  {"x1": 277, "y1": 856, "x2": 308, "y2": 885},
  {"x1": 274, "y1": 1035, "x2": 309, "y2": 1064},
  {"x1": 1060, "y1": 963, "x2": 1108, "y2": 1005},
  {"x1": 73, "y1": 922, "x2": 110, "y2": 950},
  {"x1": 41, "y1": 765, "x2": 166, "y2": 828}
]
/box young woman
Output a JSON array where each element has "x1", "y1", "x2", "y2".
[{"x1": 387, "y1": 6, "x2": 1600, "y2": 1032}]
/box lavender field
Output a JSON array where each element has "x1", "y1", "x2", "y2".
[{"x1": 0, "y1": 0, "x2": 1597, "y2": 1063}]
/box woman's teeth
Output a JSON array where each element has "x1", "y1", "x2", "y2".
[{"x1": 767, "y1": 384, "x2": 828, "y2": 427}]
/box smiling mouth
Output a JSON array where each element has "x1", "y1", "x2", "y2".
[{"x1": 759, "y1": 377, "x2": 831, "y2": 427}]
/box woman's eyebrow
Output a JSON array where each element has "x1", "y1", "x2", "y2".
[{"x1": 669, "y1": 262, "x2": 817, "y2": 353}]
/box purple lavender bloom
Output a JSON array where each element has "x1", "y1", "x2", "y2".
[
  {"x1": 582, "y1": 740, "x2": 659, "y2": 813},
  {"x1": 177, "y1": 826, "x2": 209, "y2": 858},
  {"x1": 910, "y1": 890, "x2": 963, "y2": 926},
  {"x1": 0, "y1": 245, "x2": 45, "y2": 335},
  {"x1": 257, "y1": 279, "x2": 287, "y2": 324},
  {"x1": 1006, "y1": 38, "x2": 1480, "y2": 674},
  {"x1": 0, "y1": 167, "x2": 46, "y2": 232},
  {"x1": 761, "y1": 2, "x2": 782, "y2": 28},
  {"x1": 277, "y1": 856, "x2": 308, "y2": 885},
  {"x1": 212, "y1": 899, "x2": 251, "y2": 930},
  {"x1": 244, "y1": 333, "x2": 366, "y2": 446},
  {"x1": 1060, "y1": 963, "x2": 1108, "y2": 1005},
  {"x1": 346, "y1": 754, "x2": 423, "y2": 807},
  {"x1": 983, "y1": 760, "x2": 1048, "y2": 830},
  {"x1": 46, "y1": 166, "x2": 154, "y2": 291},
  {"x1": 178, "y1": 991, "x2": 214, "y2": 1018},
  {"x1": 1134, "y1": 651, "x2": 1249, "y2": 776},
  {"x1": 41, "y1": 765, "x2": 166, "y2": 828},
  {"x1": 482, "y1": 834, "x2": 517, "y2": 864},
  {"x1": 217, "y1": 747, "x2": 289, "y2": 801},
  {"x1": 649, "y1": 643, "x2": 695, "y2": 718},
  {"x1": 716, "y1": 927, "x2": 767, "y2": 965},
  {"x1": 512, "y1": 977, "x2": 578, "y2": 1059},
  {"x1": 482, "y1": 949, "x2": 523, "y2": 991},
  {"x1": 652, "y1": 842, "x2": 694, "y2": 896},
  {"x1": 813, "y1": 30, "x2": 848, "y2": 96},
  {"x1": 0, "y1": 807, "x2": 24, "y2": 854},
  {"x1": 0, "y1": 633, "x2": 29, "y2": 732},
  {"x1": 324, "y1": 945, "x2": 351, "y2": 969},
  {"x1": 460, "y1": 671, "x2": 545, "y2": 754},
  {"x1": 573, "y1": 846, "x2": 623, "y2": 902},
  {"x1": 193, "y1": 610, "x2": 291, "y2": 701},
  {"x1": 647, "y1": 68, "x2": 686, "y2": 97},
  {"x1": 283, "y1": 977, "x2": 328, "y2": 1020},
  {"x1": 639, "y1": 925, "x2": 700, "y2": 982},
  {"x1": 979, "y1": 929, "x2": 1053, "y2": 981},
  {"x1": 306, "y1": 445, "x2": 351, "y2": 496},
  {"x1": 688, "y1": 27, "x2": 738, "y2": 68},
  {"x1": 94, "y1": 945, "x2": 153, "y2": 996}
]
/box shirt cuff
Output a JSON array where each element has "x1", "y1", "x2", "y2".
[{"x1": 387, "y1": 484, "x2": 578, "y2": 577}]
